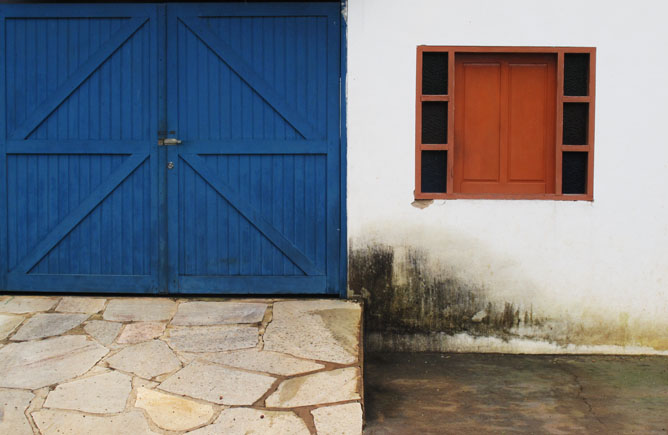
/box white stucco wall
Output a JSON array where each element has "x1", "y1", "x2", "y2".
[{"x1": 346, "y1": 0, "x2": 668, "y2": 352}]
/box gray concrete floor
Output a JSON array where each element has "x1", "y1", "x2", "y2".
[{"x1": 364, "y1": 352, "x2": 668, "y2": 434}]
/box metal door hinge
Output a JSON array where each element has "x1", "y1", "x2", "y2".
[{"x1": 158, "y1": 138, "x2": 182, "y2": 146}]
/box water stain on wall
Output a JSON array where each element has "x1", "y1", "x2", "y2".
[
  {"x1": 349, "y1": 243, "x2": 668, "y2": 352},
  {"x1": 349, "y1": 244, "x2": 533, "y2": 337}
]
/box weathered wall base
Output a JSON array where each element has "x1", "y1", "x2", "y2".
[
  {"x1": 350, "y1": 243, "x2": 668, "y2": 355},
  {"x1": 366, "y1": 332, "x2": 668, "y2": 355}
]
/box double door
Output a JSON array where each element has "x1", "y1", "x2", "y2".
[{"x1": 0, "y1": 3, "x2": 343, "y2": 295}]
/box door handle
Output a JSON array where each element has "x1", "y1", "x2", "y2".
[{"x1": 158, "y1": 138, "x2": 182, "y2": 146}]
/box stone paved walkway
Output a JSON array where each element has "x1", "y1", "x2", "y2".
[{"x1": 0, "y1": 295, "x2": 363, "y2": 434}]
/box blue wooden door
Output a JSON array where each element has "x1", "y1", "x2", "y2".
[
  {"x1": 0, "y1": 3, "x2": 343, "y2": 295},
  {"x1": 0, "y1": 5, "x2": 160, "y2": 292},
  {"x1": 165, "y1": 4, "x2": 342, "y2": 295}
]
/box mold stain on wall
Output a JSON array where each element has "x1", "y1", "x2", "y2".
[
  {"x1": 349, "y1": 243, "x2": 668, "y2": 353},
  {"x1": 349, "y1": 244, "x2": 533, "y2": 338}
]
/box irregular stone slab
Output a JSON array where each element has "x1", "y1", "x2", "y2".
[
  {"x1": 0, "y1": 389, "x2": 34, "y2": 435},
  {"x1": 135, "y1": 387, "x2": 214, "y2": 431},
  {"x1": 189, "y1": 408, "x2": 309, "y2": 435},
  {"x1": 44, "y1": 370, "x2": 132, "y2": 413},
  {"x1": 171, "y1": 301, "x2": 267, "y2": 325},
  {"x1": 133, "y1": 377, "x2": 159, "y2": 390},
  {"x1": 0, "y1": 296, "x2": 58, "y2": 314},
  {"x1": 106, "y1": 340, "x2": 181, "y2": 379},
  {"x1": 103, "y1": 298, "x2": 176, "y2": 322},
  {"x1": 312, "y1": 402, "x2": 364, "y2": 435},
  {"x1": 117, "y1": 322, "x2": 166, "y2": 344},
  {"x1": 159, "y1": 360, "x2": 275, "y2": 405},
  {"x1": 264, "y1": 300, "x2": 361, "y2": 364},
  {"x1": 165, "y1": 325, "x2": 258, "y2": 352},
  {"x1": 0, "y1": 314, "x2": 24, "y2": 340},
  {"x1": 191, "y1": 349, "x2": 324, "y2": 376},
  {"x1": 33, "y1": 409, "x2": 158, "y2": 435},
  {"x1": 0, "y1": 335, "x2": 108, "y2": 389},
  {"x1": 11, "y1": 313, "x2": 89, "y2": 341},
  {"x1": 56, "y1": 297, "x2": 106, "y2": 314},
  {"x1": 84, "y1": 320, "x2": 122, "y2": 346},
  {"x1": 266, "y1": 367, "x2": 360, "y2": 408}
]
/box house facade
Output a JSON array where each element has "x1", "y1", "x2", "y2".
[
  {"x1": 346, "y1": 0, "x2": 668, "y2": 353},
  {"x1": 1, "y1": 0, "x2": 667, "y2": 353}
]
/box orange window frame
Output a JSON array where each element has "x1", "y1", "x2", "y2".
[{"x1": 415, "y1": 46, "x2": 596, "y2": 201}]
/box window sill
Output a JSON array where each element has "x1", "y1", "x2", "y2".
[{"x1": 414, "y1": 193, "x2": 593, "y2": 201}]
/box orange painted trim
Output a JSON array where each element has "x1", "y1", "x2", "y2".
[
  {"x1": 556, "y1": 51, "x2": 565, "y2": 195},
  {"x1": 587, "y1": 48, "x2": 596, "y2": 198},
  {"x1": 421, "y1": 95, "x2": 449, "y2": 102},
  {"x1": 447, "y1": 51, "x2": 455, "y2": 194},
  {"x1": 414, "y1": 192, "x2": 593, "y2": 201},
  {"x1": 415, "y1": 47, "x2": 424, "y2": 197}
]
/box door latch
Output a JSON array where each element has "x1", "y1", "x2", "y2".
[{"x1": 158, "y1": 138, "x2": 182, "y2": 146}]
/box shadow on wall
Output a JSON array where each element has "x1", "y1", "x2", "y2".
[{"x1": 348, "y1": 243, "x2": 668, "y2": 353}]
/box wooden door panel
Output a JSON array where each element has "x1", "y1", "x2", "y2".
[
  {"x1": 166, "y1": 4, "x2": 340, "y2": 295},
  {"x1": 458, "y1": 62, "x2": 502, "y2": 187},
  {"x1": 1, "y1": 5, "x2": 159, "y2": 292},
  {"x1": 455, "y1": 53, "x2": 556, "y2": 194}
]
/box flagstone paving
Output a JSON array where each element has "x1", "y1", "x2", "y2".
[
  {"x1": 0, "y1": 314, "x2": 23, "y2": 340},
  {"x1": 117, "y1": 322, "x2": 166, "y2": 344},
  {"x1": 10, "y1": 313, "x2": 88, "y2": 341},
  {"x1": 55, "y1": 297, "x2": 106, "y2": 314},
  {"x1": 83, "y1": 320, "x2": 122, "y2": 346},
  {"x1": 0, "y1": 295, "x2": 363, "y2": 434}
]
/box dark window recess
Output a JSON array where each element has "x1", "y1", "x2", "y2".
[
  {"x1": 422, "y1": 102, "x2": 447, "y2": 144},
  {"x1": 563, "y1": 103, "x2": 588, "y2": 145},
  {"x1": 562, "y1": 152, "x2": 587, "y2": 194},
  {"x1": 422, "y1": 52, "x2": 448, "y2": 95},
  {"x1": 421, "y1": 151, "x2": 447, "y2": 193},
  {"x1": 564, "y1": 53, "x2": 589, "y2": 96}
]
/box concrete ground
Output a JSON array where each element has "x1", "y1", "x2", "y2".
[
  {"x1": 364, "y1": 352, "x2": 668, "y2": 434},
  {"x1": 0, "y1": 295, "x2": 363, "y2": 435}
]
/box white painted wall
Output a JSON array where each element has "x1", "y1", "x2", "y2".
[{"x1": 346, "y1": 0, "x2": 668, "y2": 351}]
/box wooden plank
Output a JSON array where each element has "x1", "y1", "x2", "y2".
[
  {"x1": 561, "y1": 145, "x2": 588, "y2": 152},
  {"x1": 563, "y1": 96, "x2": 591, "y2": 103},
  {"x1": 1, "y1": 4, "x2": 155, "y2": 18},
  {"x1": 170, "y1": 3, "x2": 335, "y2": 18},
  {"x1": 10, "y1": 17, "x2": 148, "y2": 140},
  {"x1": 0, "y1": 15, "x2": 7, "y2": 287},
  {"x1": 179, "y1": 16, "x2": 318, "y2": 140},
  {"x1": 9, "y1": 153, "x2": 147, "y2": 275},
  {"x1": 415, "y1": 47, "x2": 423, "y2": 197},
  {"x1": 339, "y1": 0, "x2": 348, "y2": 298},
  {"x1": 587, "y1": 48, "x2": 596, "y2": 199},
  {"x1": 556, "y1": 50, "x2": 565, "y2": 195},
  {"x1": 325, "y1": 9, "x2": 341, "y2": 294},
  {"x1": 415, "y1": 192, "x2": 592, "y2": 201},
  {"x1": 419, "y1": 46, "x2": 595, "y2": 54},
  {"x1": 178, "y1": 275, "x2": 327, "y2": 294},
  {"x1": 447, "y1": 50, "x2": 455, "y2": 194},
  {"x1": 181, "y1": 153, "x2": 322, "y2": 276},
  {"x1": 7, "y1": 140, "x2": 146, "y2": 154},
  {"x1": 157, "y1": 3, "x2": 169, "y2": 292},
  {"x1": 175, "y1": 140, "x2": 328, "y2": 154},
  {"x1": 165, "y1": 6, "x2": 180, "y2": 290},
  {"x1": 421, "y1": 95, "x2": 450, "y2": 102},
  {"x1": 6, "y1": 274, "x2": 155, "y2": 292},
  {"x1": 149, "y1": 7, "x2": 161, "y2": 291}
]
